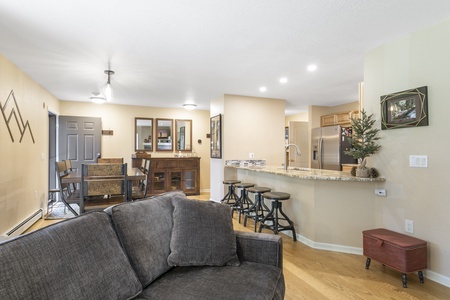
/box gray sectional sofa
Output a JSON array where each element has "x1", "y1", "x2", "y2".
[{"x1": 0, "y1": 191, "x2": 285, "y2": 299}]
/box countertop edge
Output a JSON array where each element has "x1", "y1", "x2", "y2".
[{"x1": 225, "y1": 165, "x2": 386, "y2": 182}]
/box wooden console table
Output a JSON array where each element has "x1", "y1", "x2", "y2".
[{"x1": 139, "y1": 157, "x2": 200, "y2": 196}]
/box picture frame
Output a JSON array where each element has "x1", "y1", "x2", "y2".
[
  {"x1": 210, "y1": 114, "x2": 222, "y2": 158},
  {"x1": 380, "y1": 86, "x2": 428, "y2": 130}
]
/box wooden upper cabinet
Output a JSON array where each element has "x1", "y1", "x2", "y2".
[
  {"x1": 321, "y1": 114, "x2": 337, "y2": 127},
  {"x1": 321, "y1": 110, "x2": 360, "y2": 127}
]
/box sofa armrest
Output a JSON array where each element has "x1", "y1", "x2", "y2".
[{"x1": 235, "y1": 230, "x2": 283, "y2": 269}]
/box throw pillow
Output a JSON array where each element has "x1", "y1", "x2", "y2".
[{"x1": 167, "y1": 196, "x2": 240, "y2": 267}]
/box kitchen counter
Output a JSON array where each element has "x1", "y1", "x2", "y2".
[
  {"x1": 225, "y1": 165, "x2": 385, "y2": 182},
  {"x1": 224, "y1": 164, "x2": 386, "y2": 253}
]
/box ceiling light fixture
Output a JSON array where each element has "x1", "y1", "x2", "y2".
[
  {"x1": 90, "y1": 92, "x2": 106, "y2": 104},
  {"x1": 279, "y1": 77, "x2": 288, "y2": 84},
  {"x1": 260, "y1": 86, "x2": 267, "y2": 92},
  {"x1": 307, "y1": 64, "x2": 317, "y2": 72},
  {"x1": 183, "y1": 103, "x2": 197, "y2": 110},
  {"x1": 103, "y1": 70, "x2": 115, "y2": 102}
]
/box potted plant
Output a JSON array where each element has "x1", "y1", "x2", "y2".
[{"x1": 344, "y1": 109, "x2": 381, "y2": 178}]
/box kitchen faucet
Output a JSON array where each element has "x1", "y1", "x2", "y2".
[{"x1": 284, "y1": 143, "x2": 301, "y2": 170}]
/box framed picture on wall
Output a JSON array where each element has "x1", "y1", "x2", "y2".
[
  {"x1": 210, "y1": 114, "x2": 222, "y2": 158},
  {"x1": 380, "y1": 86, "x2": 428, "y2": 130}
]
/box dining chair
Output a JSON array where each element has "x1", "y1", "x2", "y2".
[
  {"x1": 132, "y1": 159, "x2": 151, "y2": 200},
  {"x1": 97, "y1": 158, "x2": 124, "y2": 163},
  {"x1": 80, "y1": 163, "x2": 128, "y2": 213},
  {"x1": 55, "y1": 161, "x2": 80, "y2": 216},
  {"x1": 63, "y1": 159, "x2": 78, "y2": 193}
]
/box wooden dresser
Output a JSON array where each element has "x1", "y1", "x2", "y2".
[{"x1": 143, "y1": 157, "x2": 200, "y2": 196}]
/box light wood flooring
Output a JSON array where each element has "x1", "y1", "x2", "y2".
[{"x1": 27, "y1": 193, "x2": 450, "y2": 299}]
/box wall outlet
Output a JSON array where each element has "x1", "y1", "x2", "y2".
[
  {"x1": 249, "y1": 153, "x2": 254, "y2": 158},
  {"x1": 405, "y1": 219, "x2": 414, "y2": 233},
  {"x1": 375, "y1": 189, "x2": 387, "y2": 197}
]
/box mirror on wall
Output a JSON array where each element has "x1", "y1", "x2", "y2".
[
  {"x1": 135, "y1": 118, "x2": 153, "y2": 151},
  {"x1": 156, "y1": 118, "x2": 173, "y2": 151},
  {"x1": 175, "y1": 119, "x2": 192, "y2": 151}
]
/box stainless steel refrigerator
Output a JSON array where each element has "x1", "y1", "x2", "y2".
[{"x1": 311, "y1": 125, "x2": 356, "y2": 171}]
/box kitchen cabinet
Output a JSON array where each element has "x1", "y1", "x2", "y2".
[
  {"x1": 148, "y1": 157, "x2": 200, "y2": 196},
  {"x1": 321, "y1": 110, "x2": 360, "y2": 127}
]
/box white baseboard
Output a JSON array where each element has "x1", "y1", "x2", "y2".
[
  {"x1": 280, "y1": 231, "x2": 450, "y2": 288},
  {"x1": 4, "y1": 209, "x2": 43, "y2": 237}
]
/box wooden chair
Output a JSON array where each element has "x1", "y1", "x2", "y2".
[
  {"x1": 132, "y1": 159, "x2": 151, "y2": 200},
  {"x1": 80, "y1": 163, "x2": 127, "y2": 213},
  {"x1": 63, "y1": 159, "x2": 78, "y2": 193},
  {"x1": 97, "y1": 158, "x2": 124, "y2": 163},
  {"x1": 55, "y1": 161, "x2": 80, "y2": 216}
]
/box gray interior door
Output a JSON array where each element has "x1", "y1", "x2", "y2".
[{"x1": 58, "y1": 116, "x2": 102, "y2": 172}]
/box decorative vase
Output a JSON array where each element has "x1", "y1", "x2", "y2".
[{"x1": 356, "y1": 158, "x2": 370, "y2": 178}]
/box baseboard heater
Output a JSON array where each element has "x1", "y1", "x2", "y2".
[{"x1": 5, "y1": 209, "x2": 43, "y2": 237}]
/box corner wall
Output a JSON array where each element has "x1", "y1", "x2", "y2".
[
  {"x1": 364, "y1": 18, "x2": 450, "y2": 283},
  {"x1": 0, "y1": 53, "x2": 59, "y2": 235}
]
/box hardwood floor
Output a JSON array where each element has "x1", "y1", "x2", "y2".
[{"x1": 26, "y1": 193, "x2": 450, "y2": 299}]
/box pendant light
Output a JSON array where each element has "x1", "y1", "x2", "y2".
[
  {"x1": 104, "y1": 70, "x2": 114, "y2": 102},
  {"x1": 90, "y1": 92, "x2": 106, "y2": 104}
]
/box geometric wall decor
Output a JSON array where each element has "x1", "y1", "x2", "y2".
[
  {"x1": 1, "y1": 90, "x2": 35, "y2": 143},
  {"x1": 380, "y1": 86, "x2": 428, "y2": 130}
]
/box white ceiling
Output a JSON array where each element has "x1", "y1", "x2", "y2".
[{"x1": 1, "y1": 1, "x2": 450, "y2": 114}]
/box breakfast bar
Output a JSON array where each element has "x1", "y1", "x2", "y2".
[{"x1": 225, "y1": 164, "x2": 386, "y2": 253}]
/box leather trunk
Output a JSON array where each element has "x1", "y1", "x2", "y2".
[{"x1": 363, "y1": 228, "x2": 427, "y2": 273}]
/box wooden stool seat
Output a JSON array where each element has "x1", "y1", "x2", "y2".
[
  {"x1": 231, "y1": 183, "x2": 255, "y2": 223},
  {"x1": 244, "y1": 187, "x2": 271, "y2": 231},
  {"x1": 221, "y1": 180, "x2": 241, "y2": 205},
  {"x1": 259, "y1": 192, "x2": 296, "y2": 241}
]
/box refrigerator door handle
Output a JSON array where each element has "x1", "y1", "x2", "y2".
[{"x1": 319, "y1": 137, "x2": 323, "y2": 169}]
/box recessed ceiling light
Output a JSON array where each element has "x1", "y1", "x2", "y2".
[
  {"x1": 307, "y1": 64, "x2": 317, "y2": 72},
  {"x1": 260, "y1": 86, "x2": 267, "y2": 92},
  {"x1": 279, "y1": 77, "x2": 288, "y2": 84}
]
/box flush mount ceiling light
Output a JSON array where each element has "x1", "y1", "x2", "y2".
[
  {"x1": 90, "y1": 92, "x2": 106, "y2": 104},
  {"x1": 103, "y1": 70, "x2": 115, "y2": 102},
  {"x1": 307, "y1": 64, "x2": 317, "y2": 72},
  {"x1": 259, "y1": 86, "x2": 267, "y2": 92},
  {"x1": 279, "y1": 77, "x2": 288, "y2": 84},
  {"x1": 183, "y1": 103, "x2": 197, "y2": 110}
]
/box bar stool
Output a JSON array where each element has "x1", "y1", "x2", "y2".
[
  {"x1": 221, "y1": 180, "x2": 241, "y2": 205},
  {"x1": 259, "y1": 192, "x2": 297, "y2": 241},
  {"x1": 243, "y1": 186, "x2": 271, "y2": 232},
  {"x1": 231, "y1": 182, "x2": 255, "y2": 223}
]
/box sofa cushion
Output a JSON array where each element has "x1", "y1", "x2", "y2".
[
  {"x1": 167, "y1": 196, "x2": 240, "y2": 267},
  {"x1": 0, "y1": 212, "x2": 142, "y2": 300},
  {"x1": 134, "y1": 262, "x2": 285, "y2": 300},
  {"x1": 108, "y1": 191, "x2": 184, "y2": 287}
]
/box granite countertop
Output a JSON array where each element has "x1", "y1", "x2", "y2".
[{"x1": 225, "y1": 165, "x2": 386, "y2": 182}]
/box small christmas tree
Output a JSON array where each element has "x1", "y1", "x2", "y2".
[{"x1": 345, "y1": 110, "x2": 381, "y2": 176}]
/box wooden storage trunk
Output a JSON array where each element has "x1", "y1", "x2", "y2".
[{"x1": 363, "y1": 228, "x2": 427, "y2": 287}]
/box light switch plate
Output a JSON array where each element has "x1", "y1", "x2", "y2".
[{"x1": 409, "y1": 155, "x2": 428, "y2": 168}]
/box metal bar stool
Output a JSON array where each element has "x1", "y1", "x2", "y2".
[
  {"x1": 221, "y1": 180, "x2": 241, "y2": 205},
  {"x1": 231, "y1": 182, "x2": 255, "y2": 223},
  {"x1": 243, "y1": 186, "x2": 271, "y2": 232},
  {"x1": 259, "y1": 192, "x2": 297, "y2": 241}
]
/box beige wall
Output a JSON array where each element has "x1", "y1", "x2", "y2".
[
  {"x1": 211, "y1": 94, "x2": 285, "y2": 201},
  {"x1": 365, "y1": 18, "x2": 450, "y2": 282},
  {"x1": 60, "y1": 101, "x2": 211, "y2": 192},
  {"x1": 285, "y1": 111, "x2": 308, "y2": 126},
  {"x1": 223, "y1": 95, "x2": 285, "y2": 164},
  {"x1": 0, "y1": 53, "x2": 60, "y2": 235}
]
